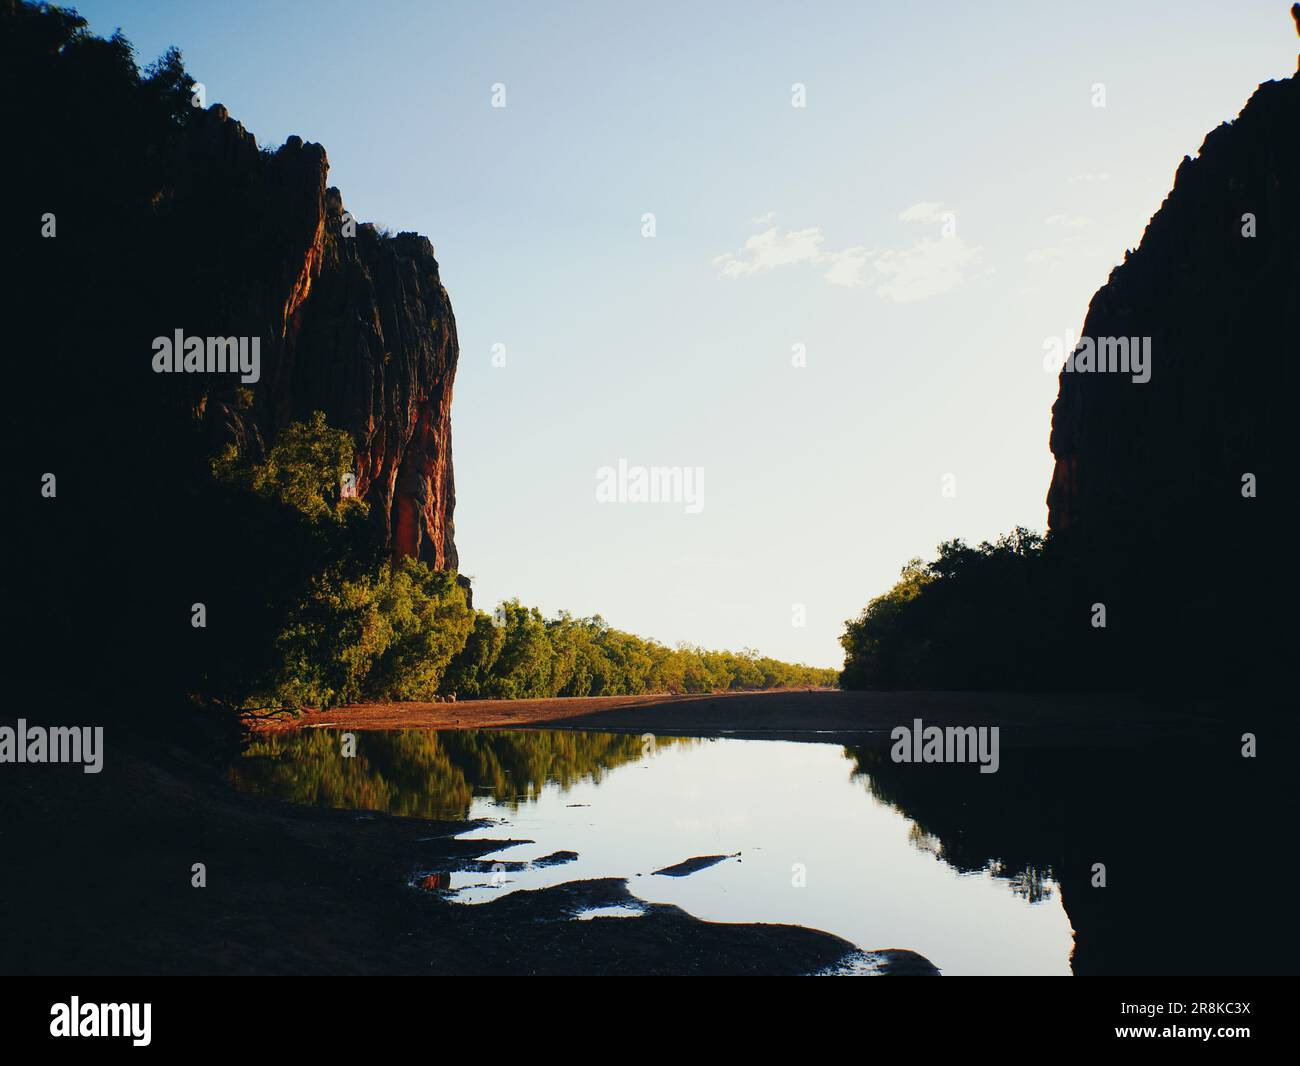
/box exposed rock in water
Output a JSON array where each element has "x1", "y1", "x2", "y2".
[
  {"x1": 814, "y1": 949, "x2": 942, "y2": 977},
  {"x1": 531, "y1": 850, "x2": 580, "y2": 868},
  {"x1": 652, "y1": 853, "x2": 741, "y2": 877}
]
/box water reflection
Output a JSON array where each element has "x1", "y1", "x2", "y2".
[
  {"x1": 234, "y1": 729, "x2": 667, "y2": 820},
  {"x1": 842, "y1": 734, "x2": 1287, "y2": 975},
  {"x1": 232, "y1": 728, "x2": 1076, "y2": 975},
  {"x1": 846, "y1": 744, "x2": 1059, "y2": 906},
  {"x1": 231, "y1": 725, "x2": 1287, "y2": 975}
]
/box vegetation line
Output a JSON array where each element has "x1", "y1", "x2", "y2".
[{"x1": 211, "y1": 413, "x2": 836, "y2": 716}]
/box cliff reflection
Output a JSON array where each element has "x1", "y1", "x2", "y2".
[
  {"x1": 843, "y1": 735, "x2": 1284, "y2": 975},
  {"x1": 233, "y1": 729, "x2": 664, "y2": 820},
  {"x1": 845, "y1": 744, "x2": 1063, "y2": 906},
  {"x1": 231, "y1": 728, "x2": 1286, "y2": 975}
]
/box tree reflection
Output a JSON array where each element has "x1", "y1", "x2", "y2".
[
  {"x1": 844, "y1": 744, "x2": 1064, "y2": 903},
  {"x1": 233, "y1": 729, "x2": 669, "y2": 820}
]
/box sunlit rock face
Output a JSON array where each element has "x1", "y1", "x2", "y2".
[
  {"x1": 191, "y1": 104, "x2": 461, "y2": 572},
  {"x1": 8, "y1": 1, "x2": 472, "y2": 718},
  {"x1": 1044, "y1": 72, "x2": 1295, "y2": 684}
]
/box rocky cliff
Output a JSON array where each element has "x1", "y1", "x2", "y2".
[
  {"x1": 6, "y1": 0, "x2": 465, "y2": 721},
  {"x1": 5, "y1": 0, "x2": 462, "y2": 572},
  {"x1": 1047, "y1": 73, "x2": 1296, "y2": 537},
  {"x1": 188, "y1": 105, "x2": 461, "y2": 572},
  {"x1": 1044, "y1": 68, "x2": 1295, "y2": 683}
]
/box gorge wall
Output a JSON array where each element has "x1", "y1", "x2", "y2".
[
  {"x1": 6, "y1": 0, "x2": 465, "y2": 719},
  {"x1": 1044, "y1": 69, "x2": 1295, "y2": 684},
  {"x1": 189, "y1": 106, "x2": 461, "y2": 573},
  {"x1": 6, "y1": 0, "x2": 460, "y2": 573},
  {"x1": 1047, "y1": 72, "x2": 1296, "y2": 537}
]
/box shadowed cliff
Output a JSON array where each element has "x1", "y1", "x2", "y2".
[
  {"x1": 4, "y1": 0, "x2": 461, "y2": 733},
  {"x1": 1046, "y1": 71, "x2": 1295, "y2": 688},
  {"x1": 138, "y1": 99, "x2": 462, "y2": 574},
  {"x1": 842, "y1": 62, "x2": 1296, "y2": 695}
]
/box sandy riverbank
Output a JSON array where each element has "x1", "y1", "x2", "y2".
[{"x1": 250, "y1": 687, "x2": 1211, "y2": 748}]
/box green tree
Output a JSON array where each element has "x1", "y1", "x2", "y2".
[
  {"x1": 249, "y1": 411, "x2": 357, "y2": 522},
  {"x1": 370, "y1": 560, "x2": 474, "y2": 700}
]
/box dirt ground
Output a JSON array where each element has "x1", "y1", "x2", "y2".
[{"x1": 252, "y1": 687, "x2": 1211, "y2": 748}]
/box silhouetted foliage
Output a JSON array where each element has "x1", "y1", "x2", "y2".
[{"x1": 839, "y1": 528, "x2": 1087, "y2": 690}]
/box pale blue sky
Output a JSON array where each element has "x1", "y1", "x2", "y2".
[{"x1": 75, "y1": 1, "x2": 1296, "y2": 667}]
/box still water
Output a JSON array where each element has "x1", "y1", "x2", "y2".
[{"x1": 233, "y1": 729, "x2": 1076, "y2": 975}]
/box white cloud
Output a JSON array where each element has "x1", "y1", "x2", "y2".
[
  {"x1": 870, "y1": 201, "x2": 981, "y2": 301},
  {"x1": 712, "y1": 226, "x2": 824, "y2": 277},
  {"x1": 822, "y1": 246, "x2": 874, "y2": 288},
  {"x1": 713, "y1": 202, "x2": 982, "y2": 301},
  {"x1": 873, "y1": 236, "x2": 981, "y2": 303},
  {"x1": 750, "y1": 210, "x2": 776, "y2": 225},
  {"x1": 897, "y1": 201, "x2": 945, "y2": 224}
]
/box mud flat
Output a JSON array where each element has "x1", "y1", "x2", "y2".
[{"x1": 0, "y1": 738, "x2": 933, "y2": 976}]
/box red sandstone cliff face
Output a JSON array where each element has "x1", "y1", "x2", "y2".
[
  {"x1": 7, "y1": 0, "x2": 471, "y2": 717},
  {"x1": 192, "y1": 105, "x2": 460, "y2": 572}
]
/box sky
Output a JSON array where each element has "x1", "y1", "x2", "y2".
[{"x1": 73, "y1": 0, "x2": 1297, "y2": 668}]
